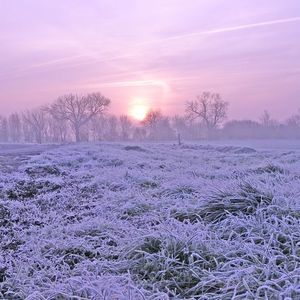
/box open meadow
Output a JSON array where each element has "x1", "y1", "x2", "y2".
[{"x1": 0, "y1": 142, "x2": 300, "y2": 299}]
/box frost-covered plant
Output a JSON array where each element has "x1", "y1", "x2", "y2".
[
  {"x1": 1, "y1": 142, "x2": 300, "y2": 299},
  {"x1": 200, "y1": 182, "x2": 274, "y2": 223}
]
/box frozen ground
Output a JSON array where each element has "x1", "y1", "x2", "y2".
[
  {"x1": 0, "y1": 141, "x2": 300, "y2": 299},
  {"x1": 201, "y1": 139, "x2": 300, "y2": 151},
  {"x1": 0, "y1": 144, "x2": 59, "y2": 156}
]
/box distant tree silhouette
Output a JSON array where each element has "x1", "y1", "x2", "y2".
[
  {"x1": 223, "y1": 120, "x2": 261, "y2": 139},
  {"x1": 4, "y1": 91, "x2": 300, "y2": 143},
  {"x1": 285, "y1": 110, "x2": 300, "y2": 138},
  {"x1": 22, "y1": 108, "x2": 46, "y2": 144},
  {"x1": 260, "y1": 110, "x2": 278, "y2": 128},
  {"x1": 142, "y1": 110, "x2": 162, "y2": 140},
  {"x1": 142, "y1": 110, "x2": 162, "y2": 126},
  {"x1": 0, "y1": 116, "x2": 9, "y2": 142},
  {"x1": 133, "y1": 127, "x2": 147, "y2": 141},
  {"x1": 186, "y1": 92, "x2": 228, "y2": 136},
  {"x1": 47, "y1": 93, "x2": 110, "y2": 142},
  {"x1": 142, "y1": 110, "x2": 174, "y2": 140},
  {"x1": 47, "y1": 115, "x2": 69, "y2": 143},
  {"x1": 106, "y1": 115, "x2": 118, "y2": 141},
  {"x1": 119, "y1": 115, "x2": 132, "y2": 140},
  {"x1": 171, "y1": 115, "x2": 198, "y2": 139},
  {"x1": 8, "y1": 113, "x2": 22, "y2": 142},
  {"x1": 286, "y1": 114, "x2": 300, "y2": 128}
]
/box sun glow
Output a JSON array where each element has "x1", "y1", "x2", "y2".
[{"x1": 129, "y1": 103, "x2": 149, "y2": 121}]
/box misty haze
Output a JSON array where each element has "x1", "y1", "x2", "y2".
[{"x1": 1, "y1": 1, "x2": 300, "y2": 299}]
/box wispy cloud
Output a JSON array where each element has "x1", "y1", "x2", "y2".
[{"x1": 82, "y1": 79, "x2": 169, "y2": 90}]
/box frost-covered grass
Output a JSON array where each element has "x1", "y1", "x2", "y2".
[{"x1": 0, "y1": 142, "x2": 300, "y2": 299}]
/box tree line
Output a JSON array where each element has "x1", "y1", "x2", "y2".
[{"x1": 0, "y1": 91, "x2": 300, "y2": 143}]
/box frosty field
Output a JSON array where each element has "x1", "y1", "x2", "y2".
[{"x1": 0, "y1": 142, "x2": 300, "y2": 299}]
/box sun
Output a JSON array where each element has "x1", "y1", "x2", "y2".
[{"x1": 129, "y1": 104, "x2": 149, "y2": 121}]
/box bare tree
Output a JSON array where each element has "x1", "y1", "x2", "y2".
[
  {"x1": 47, "y1": 92, "x2": 110, "y2": 142},
  {"x1": 106, "y1": 115, "x2": 118, "y2": 141},
  {"x1": 119, "y1": 115, "x2": 132, "y2": 140},
  {"x1": 142, "y1": 110, "x2": 174, "y2": 140},
  {"x1": 22, "y1": 108, "x2": 46, "y2": 144},
  {"x1": 133, "y1": 127, "x2": 147, "y2": 141},
  {"x1": 260, "y1": 110, "x2": 278, "y2": 128},
  {"x1": 47, "y1": 115, "x2": 69, "y2": 143},
  {"x1": 156, "y1": 116, "x2": 174, "y2": 140},
  {"x1": 142, "y1": 110, "x2": 163, "y2": 140},
  {"x1": 22, "y1": 118, "x2": 34, "y2": 143},
  {"x1": 142, "y1": 109, "x2": 162, "y2": 128},
  {"x1": 8, "y1": 113, "x2": 22, "y2": 142},
  {"x1": 186, "y1": 92, "x2": 228, "y2": 131},
  {"x1": 0, "y1": 116, "x2": 9, "y2": 142},
  {"x1": 286, "y1": 114, "x2": 300, "y2": 128},
  {"x1": 89, "y1": 115, "x2": 107, "y2": 141},
  {"x1": 172, "y1": 115, "x2": 200, "y2": 139}
]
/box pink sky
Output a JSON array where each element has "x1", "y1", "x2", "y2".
[{"x1": 0, "y1": 0, "x2": 300, "y2": 120}]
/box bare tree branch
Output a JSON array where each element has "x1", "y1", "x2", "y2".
[
  {"x1": 185, "y1": 92, "x2": 228, "y2": 131},
  {"x1": 46, "y1": 92, "x2": 110, "y2": 142}
]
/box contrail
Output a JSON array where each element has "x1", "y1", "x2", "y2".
[
  {"x1": 0, "y1": 53, "x2": 135, "y2": 80},
  {"x1": 2, "y1": 16, "x2": 300, "y2": 79},
  {"x1": 143, "y1": 17, "x2": 300, "y2": 44}
]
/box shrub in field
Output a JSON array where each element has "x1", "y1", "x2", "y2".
[
  {"x1": 6, "y1": 180, "x2": 61, "y2": 200},
  {"x1": 171, "y1": 208, "x2": 202, "y2": 224},
  {"x1": 161, "y1": 185, "x2": 198, "y2": 200},
  {"x1": 25, "y1": 165, "x2": 62, "y2": 177},
  {"x1": 124, "y1": 145, "x2": 147, "y2": 152},
  {"x1": 140, "y1": 180, "x2": 159, "y2": 189},
  {"x1": 171, "y1": 182, "x2": 273, "y2": 224},
  {"x1": 121, "y1": 203, "x2": 153, "y2": 218},
  {"x1": 0, "y1": 204, "x2": 10, "y2": 227},
  {"x1": 126, "y1": 223, "x2": 228, "y2": 298},
  {"x1": 254, "y1": 163, "x2": 285, "y2": 175},
  {"x1": 200, "y1": 182, "x2": 274, "y2": 223}
]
